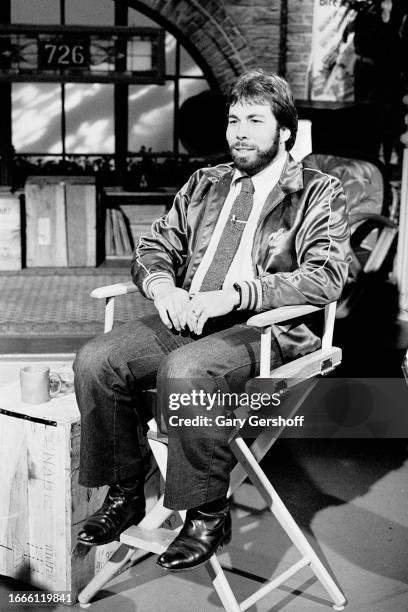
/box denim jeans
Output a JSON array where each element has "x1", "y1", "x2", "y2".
[{"x1": 73, "y1": 311, "x2": 283, "y2": 510}]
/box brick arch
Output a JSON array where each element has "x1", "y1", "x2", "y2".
[{"x1": 126, "y1": 0, "x2": 256, "y2": 92}]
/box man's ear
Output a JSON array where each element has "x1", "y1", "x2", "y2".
[{"x1": 279, "y1": 127, "x2": 290, "y2": 145}]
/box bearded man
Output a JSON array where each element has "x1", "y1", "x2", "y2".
[{"x1": 74, "y1": 69, "x2": 351, "y2": 570}]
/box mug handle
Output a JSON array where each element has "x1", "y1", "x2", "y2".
[{"x1": 50, "y1": 372, "x2": 63, "y2": 397}]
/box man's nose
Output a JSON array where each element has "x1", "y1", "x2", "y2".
[{"x1": 236, "y1": 122, "x2": 249, "y2": 139}]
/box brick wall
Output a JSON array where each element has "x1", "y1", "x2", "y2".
[
  {"x1": 130, "y1": 0, "x2": 282, "y2": 92},
  {"x1": 223, "y1": 0, "x2": 282, "y2": 75},
  {"x1": 131, "y1": 0, "x2": 315, "y2": 97},
  {"x1": 286, "y1": 0, "x2": 314, "y2": 99}
]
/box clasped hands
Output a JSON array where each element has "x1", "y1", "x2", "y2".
[{"x1": 153, "y1": 286, "x2": 240, "y2": 335}]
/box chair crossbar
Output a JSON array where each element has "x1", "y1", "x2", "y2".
[
  {"x1": 228, "y1": 379, "x2": 317, "y2": 496},
  {"x1": 121, "y1": 525, "x2": 180, "y2": 554},
  {"x1": 230, "y1": 436, "x2": 346, "y2": 609},
  {"x1": 239, "y1": 557, "x2": 310, "y2": 611},
  {"x1": 147, "y1": 430, "x2": 168, "y2": 443},
  {"x1": 267, "y1": 347, "x2": 341, "y2": 380}
]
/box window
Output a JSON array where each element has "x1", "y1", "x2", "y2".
[
  {"x1": 128, "y1": 32, "x2": 211, "y2": 155},
  {"x1": 11, "y1": 0, "x2": 60, "y2": 25},
  {"x1": 65, "y1": 84, "x2": 114, "y2": 153},
  {"x1": 65, "y1": 0, "x2": 114, "y2": 26},
  {"x1": 12, "y1": 83, "x2": 62, "y2": 152},
  {"x1": 128, "y1": 83, "x2": 174, "y2": 152},
  {"x1": 11, "y1": 1, "x2": 214, "y2": 180}
]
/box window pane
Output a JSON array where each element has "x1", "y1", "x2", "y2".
[
  {"x1": 179, "y1": 78, "x2": 209, "y2": 106},
  {"x1": 127, "y1": 40, "x2": 152, "y2": 72},
  {"x1": 12, "y1": 83, "x2": 62, "y2": 153},
  {"x1": 128, "y1": 8, "x2": 157, "y2": 27},
  {"x1": 11, "y1": 0, "x2": 60, "y2": 24},
  {"x1": 65, "y1": 0, "x2": 114, "y2": 26},
  {"x1": 65, "y1": 83, "x2": 114, "y2": 153},
  {"x1": 180, "y1": 47, "x2": 204, "y2": 77},
  {"x1": 128, "y1": 82, "x2": 174, "y2": 152},
  {"x1": 165, "y1": 33, "x2": 176, "y2": 75}
]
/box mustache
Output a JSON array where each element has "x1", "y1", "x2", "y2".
[{"x1": 231, "y1": 143, "x2": 257, "y2": 150}]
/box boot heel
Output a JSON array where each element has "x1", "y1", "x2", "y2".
[{"x1": 222, "y1": 529, "x2": 232, "y2": 546}]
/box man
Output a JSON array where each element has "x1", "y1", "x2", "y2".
[{"x1": 74, "y1": 69, "x2": 351, "y2": 571}]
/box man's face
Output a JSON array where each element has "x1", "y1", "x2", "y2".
[{"x1": 226, "y1": 102, "x2": 288, "y2": 175}]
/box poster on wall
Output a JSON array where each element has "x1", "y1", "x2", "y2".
[{"x1": 307, "y1": 0, "x2": 357, "y2": 102}]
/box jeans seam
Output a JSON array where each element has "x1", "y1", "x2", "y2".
[
  {"x1": 218, "y1": 359, "x2": 261, "y2": 378},
  {"x1": 202, "y1": 435, "x2": 216, "y2": 503},
  {"x1": 113, "y1": 352, "x2": 165, "y2": 372},
  {"x1": 113, "y1": 390, "x2": 117, "y2": 481}
]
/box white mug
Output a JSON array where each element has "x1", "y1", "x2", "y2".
[{"x1": 20, "y1": 366, "x2": 63, "y2": 404}]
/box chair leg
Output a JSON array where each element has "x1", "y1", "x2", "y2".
[
  {"x1": 228, "y1": 381, "x2": 316, "y2": 498},
  {"x1": 205, "y1": 556, "x2": 242, "y2": 612},
  {"x1": 230, "y1": 436, "x2": 346, "y2": 609},
  {"x1": 78, "y1": 544, "x2": 140, "y2": 608},
  {"x1": 78, "y1": 432, "x2": 187, "y2": 608},
  {"x1": 148, "y1": 437, "x2": 168, "y2": 479},
  {"x1": 77, "y1": 494, "x2": 174, "y2": 607}
]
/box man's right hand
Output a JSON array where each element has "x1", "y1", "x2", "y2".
[{"x1": 153, "y1": 286, "x2": 190, "y2": 331}]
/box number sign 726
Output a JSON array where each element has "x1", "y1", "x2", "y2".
[{"x1": 39, "y1": 40, "x2": 88, "y2": 69}]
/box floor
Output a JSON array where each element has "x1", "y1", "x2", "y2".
[
  {"x1": 1, "y1": 439, "x2": 407, "y2": 612},
  {"x1": 1, "y1": 266, "x2": 408, "y2": 611}
]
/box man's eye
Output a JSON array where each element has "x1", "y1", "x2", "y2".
[{"x1": 228, "y1": 119, "x2": 238, "y2": 125}]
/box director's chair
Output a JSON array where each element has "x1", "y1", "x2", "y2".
[{"x1": 78, "y1": 282, "x2": 347, "y2": 611}]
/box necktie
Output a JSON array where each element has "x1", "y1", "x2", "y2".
[{"x1": 200, "y1": 176, "x2": 254, "y2": 291}]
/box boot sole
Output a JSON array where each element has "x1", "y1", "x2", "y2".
[{"x1": 158, "y1": 528, "x2": 232, "y2": 573}]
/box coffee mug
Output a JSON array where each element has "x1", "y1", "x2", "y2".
[{"x1": 20, "y1": 366, "x2": 63, "y2": 404}]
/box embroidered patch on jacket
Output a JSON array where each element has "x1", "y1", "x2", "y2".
[{"x1": 268, "y1": 227, "x2": 286, "y2": 248}]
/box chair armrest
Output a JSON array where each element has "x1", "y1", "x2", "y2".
[
  {"x1": 349, "y1": 212, "x2": 398, "y2": 229},
  {"x1": 246, "y1": 304, "x2": 322, "y2": 328},
  {"x1": 91, "y1": 281, "x2": 138, "y2": 299}
]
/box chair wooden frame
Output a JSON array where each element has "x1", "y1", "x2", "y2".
[{"x1": 78, "y1": 282, "x2": 347, "y2": 611}]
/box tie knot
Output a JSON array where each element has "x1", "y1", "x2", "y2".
[{"x1": 240, "y1": 176, "x2": 254, "y2": 194}]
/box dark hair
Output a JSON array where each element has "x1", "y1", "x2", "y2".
[{"x1": 228, "y1": 69, "x2": 298, "y2": 151}]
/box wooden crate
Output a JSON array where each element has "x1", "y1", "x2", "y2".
[
  {"x1": 25, "y1": 176, "x2": 97, "y2": 267},
  {"x1": 0, "y1": 188, "x2": 22, "y2": 270},
  {"x1": 0, "y1": 359, "x2": 160, "y2": 602}
]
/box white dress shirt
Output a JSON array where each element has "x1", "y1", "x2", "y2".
[{"x1": 189, "y1": 152, "x2": 287, "y2": 294}]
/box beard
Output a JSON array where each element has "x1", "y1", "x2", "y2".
[{"x1": 229, "y1": 130, "x2": 280, "y2": 176}]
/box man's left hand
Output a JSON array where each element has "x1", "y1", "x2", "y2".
[{"x1": 187, "y1": 289, "x2": 240, "y2": 335}]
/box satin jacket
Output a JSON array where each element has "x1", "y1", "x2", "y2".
[{"x1": 131, "y1": 155, "x2": 351, "y2": 360}]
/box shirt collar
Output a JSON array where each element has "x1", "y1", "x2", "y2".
[{"x1": 232, "y1": 152, "x2": 288, "y2": 192}]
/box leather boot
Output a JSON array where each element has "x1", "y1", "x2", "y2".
[
  {"x1": 78, "y1": 478, "x2": 145, "y2": 546},
  {"x1": 157, "y1": 502, "x2": 231, "y2": 571}
]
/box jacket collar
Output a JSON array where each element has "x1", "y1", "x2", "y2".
[{"x1": 277, "y1": 153, "x2": 304, "y2": 195}]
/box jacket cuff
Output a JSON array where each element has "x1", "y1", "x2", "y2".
[
  {"x1": 143, "y1": 272, "x2": 175, "y2": 299},
  {"x1": 236, "y1": 279, "x2": 262, "y2": 311}
]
